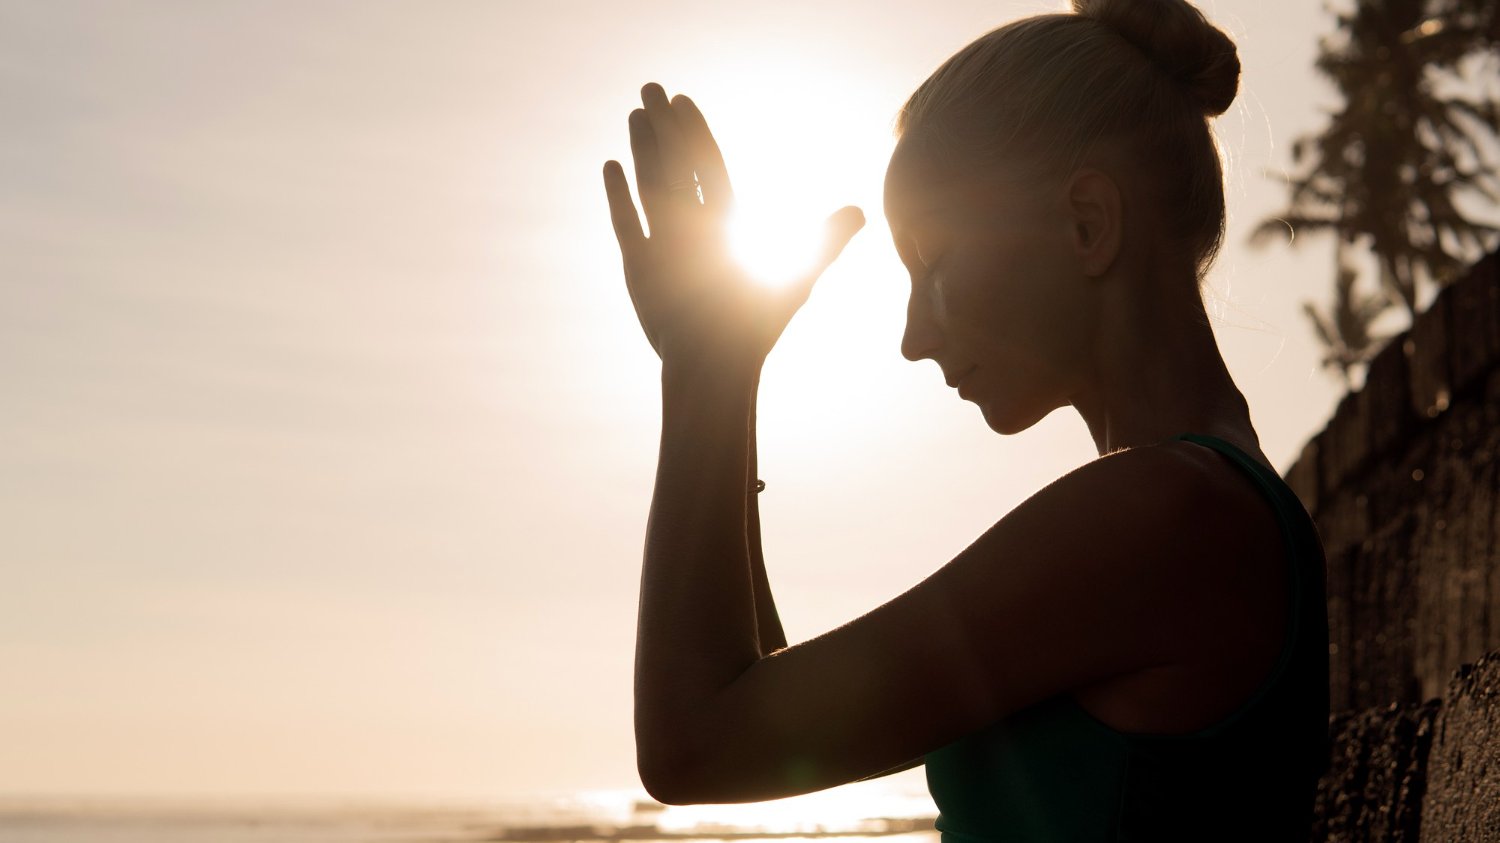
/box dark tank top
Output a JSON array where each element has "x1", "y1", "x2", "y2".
[{"x1": 924, "y1": 432, "x2": 1330, "y2": 841}]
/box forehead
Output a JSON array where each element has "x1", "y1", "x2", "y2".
[
  {"x1": 884, "y1": 138, "x2": 1029, "y2": 238},
  {"x1": 883, "y1": 138, "x2": 948, "y2": 230}
]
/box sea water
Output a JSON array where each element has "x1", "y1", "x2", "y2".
[{"x1": 0, "y1": 780, "x2": 939, "y2": 843}]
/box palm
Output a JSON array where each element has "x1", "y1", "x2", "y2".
[{"x1": 603, "y1": 84, "x2": 864, "y2": 365}]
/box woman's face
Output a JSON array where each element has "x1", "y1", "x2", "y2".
[{"x1": 883, "y1": 141, "x2": 1097, "y2": 435}]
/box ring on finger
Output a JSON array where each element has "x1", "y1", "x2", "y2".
[{"x1": 666, "y1": 176, "x2": 700, "y2": 202}]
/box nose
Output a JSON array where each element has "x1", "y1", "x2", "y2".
[{"x1": 901, "y1": 285, "x2": 942, "y2": 362}]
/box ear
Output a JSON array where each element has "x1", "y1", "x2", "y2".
[{"x1": 1064, "y1": 169, "x2": 1122, "y2": 278}]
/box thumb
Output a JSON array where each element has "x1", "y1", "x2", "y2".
[
  {"x1": 786, "y1": 205, "x2": 866, "y2": 303},
  {"x1": 816, "y1": 205, "x2": 865, "y2": 273}
]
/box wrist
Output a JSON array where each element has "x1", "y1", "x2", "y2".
[{"x1": 661, "y1": 351, "x2": 763, "y2": 389}]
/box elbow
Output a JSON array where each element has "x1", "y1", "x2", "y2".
[
  {"x1": 639, "y1": 771, "x2": 695, "y2": 806},
  {"x1": 638, "y1": 740, "x2": 779, "y2": 805},
  {"x1": 637, "y1": 749, "x2": 708, "y2": 806},
  {"x1": 636, "y1": 696, "x2": 765, "y2": 804},
  {"x1": 636, "y1": 703, "x2": 719, "y2": 804},
  {"x1": 637, "y1": 728, "x2": 736, "y2": 805}
]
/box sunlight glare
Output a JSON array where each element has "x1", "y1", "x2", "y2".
[
  {"x1": 655, "y1": 778, "x2": 935, "y2": 834},
  {"x1": 728, "y1": 202, "x2": 825, "y2": 289},
  {"x1": 643, "y1": 53, "x2": 936, "y2": 466}
]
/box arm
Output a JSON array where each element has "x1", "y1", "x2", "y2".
[
  {"x1": 604, "y1": 83, "x2": 862, "y2": 802},
  {"x1": 855, "y1": 756, "x2": 925, "y2": 782},
  {"x1": 634, "y1": 358, "x2": 763, "y2": 797},
  {"x1": 633, "y1": 441, "x2": 1228, "y2": 805},
  {"x1": 748, "y1": 385, "x2": 788, "y2": 655}
]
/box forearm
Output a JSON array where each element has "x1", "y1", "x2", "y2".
[
  {"x1": 747, "y1": 390, "x2": 787, "y2": 654},
  {"x1": 635, "y1": 358, "x2": 764, "y2": 774}
]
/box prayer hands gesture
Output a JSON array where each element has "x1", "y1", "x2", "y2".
[{"x1": 603, "y1": 84, "x2": 865, "y2": 370}]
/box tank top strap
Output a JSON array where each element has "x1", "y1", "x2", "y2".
[
  {"x1": 1169, "y1": 433, "x2": 1283, "y2": 501},
  {"x1": 1168, "y1": 429, "x2": 1307, "y2": 588},
  {"x1": 1157, "y1": 431, "x2": 1311, "y2": 734},
  {"x1": 1168, "y1": 433, "x2": 1301, "y2": 528}
]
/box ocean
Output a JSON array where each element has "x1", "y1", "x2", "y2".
[{"x1": 0, "y1": 782, "x2": 940, "y2": 843}]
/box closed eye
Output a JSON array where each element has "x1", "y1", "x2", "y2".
[{"x1": 917, "y1": 255, "x2": 944, "y2": 285}]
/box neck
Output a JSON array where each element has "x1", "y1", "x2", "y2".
[{"x1": 1069, "y1": 267, "x2": 1254, "y2": 458}]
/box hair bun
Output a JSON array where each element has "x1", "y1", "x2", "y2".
[{"x1": 1072, "y1": 0, "x2": 1240, "y2": 117}]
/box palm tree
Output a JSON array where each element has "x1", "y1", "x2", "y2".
[
  {"x1": 1301, "y1": 245, "x2": 1393, "y2": 387},
  {"x1": 1253, "y1": 0, "x2": 1500, "y2": 379}
]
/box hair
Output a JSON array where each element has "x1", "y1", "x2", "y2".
[{"x1": 894, "y1": 0, "x2": 1241, "y2": 280}]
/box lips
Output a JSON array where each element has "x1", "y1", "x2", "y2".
[{"x1": 946, "y1": 365, "x2": 977, "y2": 389}]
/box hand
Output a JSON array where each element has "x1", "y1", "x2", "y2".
[{"x1": 603, "y1": 83, "x2": 865, "y2": 369}]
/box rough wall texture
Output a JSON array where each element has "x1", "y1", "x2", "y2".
[
  {"x1": 1284, "y1": 250, "x2": 1500, "y2": 712},
  {"x1": 1309, "y1": 699, "x2": 1439, "y2": 843},
  {"x1": 1307, "y1": 657, "x2": 1500, "y2": 843},
  {"x1": 1420, "y1": 652, "x2": 1500, "y2": 842},
  {"x1": 1287, "y1": 251, "x2": 1500, "y2": 841}
]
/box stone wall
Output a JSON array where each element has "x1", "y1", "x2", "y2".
[
  {"x1": 1285, "y1": 250, "x2": 1500, "y2": 841},
  {"x1": 1308, "y1": 698, "x2": 1437, "y2": 843},
  {"x1": 1310, "y1": 653, "x2": 1500, "y2": 843},
  {"x1": 1419, "y1": 652, "x2": 1500, "y2": 840},
  {"x1": 1284, "y1": 250, "x2": 1500, "y2": 712}
]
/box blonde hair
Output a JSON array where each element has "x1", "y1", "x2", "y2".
[{"x1": 895, "y1": 0, "x2": 1240, "y2": 280}]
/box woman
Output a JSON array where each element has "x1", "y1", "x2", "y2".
[{"x1": 601, "y1": 0, "x2": 1330, "y2": 838}]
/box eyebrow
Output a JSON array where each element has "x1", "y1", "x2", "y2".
[
  {"x1": 887, "y1": 225, "x2": 919, "y2": 268},
  {"x1": 892, "y1": 225, "x2": 942, "y2": 272}
]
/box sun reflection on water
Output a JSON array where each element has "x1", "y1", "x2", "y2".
[{"x1": 650, "y1": 778, "x2": 937, "y2": 837}]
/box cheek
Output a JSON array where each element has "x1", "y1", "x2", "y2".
[
  {"x1": 951, "y1": 242, "x2": 1090, "y2": 393},
  {"x1": 946, "y1": 237, "x2": 1061, "y2": 339}
]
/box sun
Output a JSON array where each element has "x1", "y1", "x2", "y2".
[
  {"x1": 726, "y1": 201, "x2": 827, "y2": 289},
  {"x1": 679, "y1": 57, "x2": 894, "y2": 293},
  {"x1": 629, "y1": 55, "x2": 930, "y2": 468}
]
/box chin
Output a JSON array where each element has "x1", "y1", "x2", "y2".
[{"x1": 978, "y1": 398, "x2": 1057, "y2": 436}]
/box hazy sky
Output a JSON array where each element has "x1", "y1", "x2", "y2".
[{"x1": 3, "y1": 0, "x2": 1350, "y2": 802}]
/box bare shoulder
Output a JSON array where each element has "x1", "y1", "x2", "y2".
[
  {"x1": 893, "y1": 437, "x2": 1283, "y2": 716},
  {"x1": 1058, "y1": 436, "x2": 1294, "y2": 733},
  {"x1": 1071, "y1": 436, "x2": 1288, "y2": 594},
  {"x1": 960, "y1": 437, "x2": 1286, "y2": 670},
  {"x1": 1008, "y1": 435, "x2": 1262, "y2": 555}
]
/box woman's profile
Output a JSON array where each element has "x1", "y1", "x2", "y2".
[{"x1": 601, "y1": 0, "x2": 1331, "y2": 838}]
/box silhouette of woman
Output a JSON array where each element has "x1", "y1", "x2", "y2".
[{"x1": 602, "y1": 0, "x2": 1329, "y2": 838}]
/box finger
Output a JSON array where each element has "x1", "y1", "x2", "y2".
[
  {"x1": 670, "y1": 94, "x2": 734, "y2": 214},
  {"x1": 641, "y1": 83, "x2": 700, "y2": 211},
  {"x1": 606, "y1": 159, "x2": 660, "y2": 356},
  {"x1": 629, "y1": 108, "x2": 667, "y2": 237},
  {"x1": 815, "y1": 206, "x2": 866, "y2": 273},
  {"x1": 603, "y1": 160, "x2": 644, "y2": 256},
  {"x1": 789, "y1": 206, "x2": 866, "y2": 302}
]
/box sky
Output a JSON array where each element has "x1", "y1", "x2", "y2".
[{"x1": 2, "y1": 0, "x2": 1353, "y2": 803}]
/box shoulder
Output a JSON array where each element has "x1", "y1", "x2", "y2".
[
  {"x1": 940, "y1": 437, "x2": 1278, "y2": 672},
  {"x1": 1001, "y1": 437, "x2": 1252, "y2": 558},
  {"x1": 916, "y1": 439, "x2": 1270, "y2": 678},
  {"x1": 1059, "y1": 437, "x2": 1282, "y2": 590}
]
